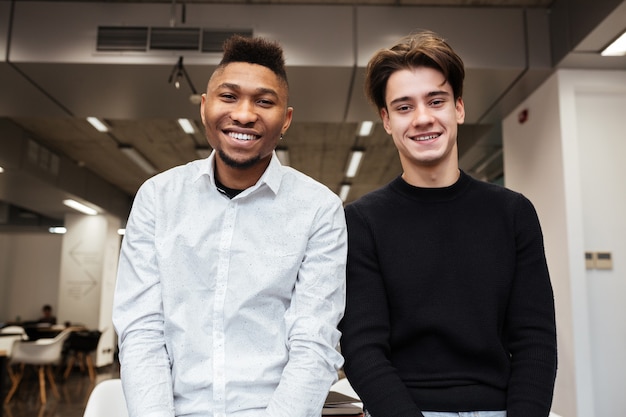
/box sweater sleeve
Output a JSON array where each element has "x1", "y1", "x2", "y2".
[
  {"x1": 339, "y1": 203, "x2": 424, "y2": 417},
  {"x1": 505, "y1": 195, "x2": 558, "y2": 417}
]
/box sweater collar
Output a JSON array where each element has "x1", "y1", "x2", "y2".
[{"x1": 391, "y1": 170, "x2": 472, "y2": 202}]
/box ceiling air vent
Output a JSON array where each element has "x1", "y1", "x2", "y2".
[
  {"x1": 97, "y1": 26, "x2": 148, "y2": 51},
  {"x1": 150, "y1": 27, "x2": 201, "y2": 50},
  {"x1": 96, "y1": 27, "x2": 252, "y2": 53},
  {"x1": 202, "y1": 30, "x2": 253, "y2": 52}
]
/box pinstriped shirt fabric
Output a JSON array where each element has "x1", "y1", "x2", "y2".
[{"x1": 113, "y1": 151, "x2": 347, "y2": 417}]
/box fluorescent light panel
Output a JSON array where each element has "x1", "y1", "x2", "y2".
[
  {"x1": 120, "y1": 146, "x2": 157, "y2": 175},
  {"x1": 63, "y1": 199, "x2": 98, "y2": 215},
  {"x1": 339, "y1": 184, "x2": 351, "y2": 202},
  {"x1": 0, "y1": 166, "x2": 4, "y2": 173},
  {"x1": 345, "y1": 149, "x2": 364, "y2": 178},
  {"x1": 358, "y1": 121, "x2": 374, "y2": 136},
  {"x1": 49, "y1": 227, "x2": 67, "y2": 234},
  {"x1": 178, "y1": 118, "x2": 196, "y2": 134},
  {"x1": 601, "y1": 30, "x2": 626, "y2": 56},
  {"x1": 86, "y1": 117, "x2": 109, "y2": 132}
]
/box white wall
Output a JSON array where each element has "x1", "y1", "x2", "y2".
[
  {"x1": 572, "y1": 78, "x2": 626, "y2": 417},
  {"x1": 0, "y1": 233, "x2": 63, "y2": 324},
  {"x1": 503, "y1": 69, "x2": 626, "y2": 417},
  {"x1": 57, "y1": 213, "x2": 121, "y2": 366},
  {"x1": 1, "y1": 213, "x2": 122, "y2": 368}
]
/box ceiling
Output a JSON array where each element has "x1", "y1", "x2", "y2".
[{"x1": 1, "y1": 0, "x2": 625, "y2": 230}]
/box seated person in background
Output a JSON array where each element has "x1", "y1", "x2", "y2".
[{"x1": 37, "y1": 304, "x2": 57, "y2": 325}]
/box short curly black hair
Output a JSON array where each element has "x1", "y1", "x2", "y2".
[{"x1": 218, "y1": 34, "x2": 288, "y2": 88}]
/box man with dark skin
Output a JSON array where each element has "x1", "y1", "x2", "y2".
[{"x1": 114, "y1": 35, "x2": 347, "y2": 417}]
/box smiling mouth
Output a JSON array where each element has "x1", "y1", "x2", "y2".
[
  {"x1": 228, "y1": 131, "x2": 258, "y2": 141},
  {"x1": 412, "y1": 133, "x2": 440, "y2": 141}
]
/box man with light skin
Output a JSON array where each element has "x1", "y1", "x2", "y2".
[
  {"x1": 339, "y1": 30, "x2": 557, "y2": 417},
  {"x1": 113, "y1": 35, "x2": 347, "y2": 417}
]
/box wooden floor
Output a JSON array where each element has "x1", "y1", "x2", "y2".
[{"x1": 2, "y1": 360, "x2": 120, "y2": 417}]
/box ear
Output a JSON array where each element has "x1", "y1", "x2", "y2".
[
  {"x1": 282, "y1": 106, "x2": 294, "y2": 133},
  {"x1": 381, "y1": 108, "x2": 392, "y2": 134},
  {"x1": 200, "y1": 93, "x2": 207, "y2": 126},
  {"x1": 455, "y1": 97, "x2": 465, "y2": 125}
]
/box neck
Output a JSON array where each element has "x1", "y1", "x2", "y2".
[
  {"x1": 401, "y1": 163, "x2": 460, "y2": 188},
  {"x1": 214, "y1": 157, "x2": 270, "y2": 190}
]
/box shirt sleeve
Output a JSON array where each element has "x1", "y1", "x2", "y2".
[
  {"x1": 264, "y1": 195, "x2": 348, "y2": 417},
  {"x1": 112, "y1": 180, "x2": 176, "y2": 417},
  {"x1": 505, "y1": 195, "x2": 558, "y2": 417},
  {"x1": 339, "y1": 204, "x2": 423, "y2": 417}
]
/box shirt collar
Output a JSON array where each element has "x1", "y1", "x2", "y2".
[{"x1": 193, "y1": 150, "x2": 283, "y2": 196}]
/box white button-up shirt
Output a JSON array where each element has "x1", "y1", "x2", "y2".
[{"x1": 113, "y1": 152, "x2": 347, "y2": 417}]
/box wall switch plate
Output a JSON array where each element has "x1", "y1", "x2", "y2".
[
  {"x1": 595, "y1": 252, "x2": 613, "y2": 270},
  {"x1": 585, "y1": 252, "x2": 595, "y2": 269}
]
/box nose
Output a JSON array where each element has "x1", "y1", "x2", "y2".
[
  {"x1": 411, "y1": 105, "x2": 434, "y2": 126},
  {"x1": 231, "y1": 100, "x2": 258, "y2": 125}
]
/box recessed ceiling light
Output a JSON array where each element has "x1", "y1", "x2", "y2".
[
  {"x1": 63, "y1": 199, "x2": 98, "y2": 215},
  {"x1": 339, "y1": 184, "x2": 351, "y2": 202},
  {"x1": 86, "y1": 117, "x2": 109, "y2": 132},
  {"x1": 345, "y1": 149, "x2": 365, "y2": 178},
  {"x1": 177, "y1": 118, "x2": 196, "y2": 134},
  {"x1": 358, "y1": 121, "x2": 374, "y2": 137}
]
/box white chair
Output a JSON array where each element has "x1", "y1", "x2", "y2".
[
  {"x1": 0, "y1": 326, "x2": 28, "y2": 339},
  {"x1": 4, "y1": 328, "x2": 72, "y2": 404},
  {"x1": 0, "y1": 326, "x2": 28, "y2": 357},
  {"x1": 0, "y1": 336, "x2": 24, "y2": 358},
  {"x1": 83, "y1": 379, "x2": 129, "y2": 417}
]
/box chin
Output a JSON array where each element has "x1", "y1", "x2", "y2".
[{"x1": 218, "y1": 150, "x2": 261, "y2": 169}]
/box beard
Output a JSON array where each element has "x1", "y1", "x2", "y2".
[{"x1": 217, "y1": 149, "x2": 262, "y2": 169}]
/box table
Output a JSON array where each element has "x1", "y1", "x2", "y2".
[{"x1": 23, "y1": 327, "x2": 62, "y2": 341}]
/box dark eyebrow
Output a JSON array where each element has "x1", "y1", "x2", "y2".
[
  {"x1": 217, "y1": 82, "x2": 240, "y2": 91},
  {"x1": 255, "y1": 87, "x2": 280, "y2": 99},
  {"x1": 218, "y1": 83, "x2": 279, "y2": 99},
  {"x1": 389, "y1": 90, "x2": 451, "y2": 107}
]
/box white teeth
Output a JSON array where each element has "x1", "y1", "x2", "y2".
[
  {"x1": 229, "y1": 132, "x2": 256, "y2": 141},
  {"x1": 414, "y1": 134, "x2": 439, "y2": 141}
]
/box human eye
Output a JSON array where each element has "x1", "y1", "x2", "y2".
[
  {"x1": 394, "y1": 104, "x2": 412, "y2": 113},
  {"x1": 430, "y1": 98, "x2": 446, "y2": 107},
  {"x1": 219, "y1": 92, "x2": 237, "y2": 102},
  {"x1": 257, "y1": 98, "x2": 275, "y2": 108}
]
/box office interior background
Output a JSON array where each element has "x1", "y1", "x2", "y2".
[{"x1": 0, "y1": 0, "x2": 625, "y2": 415}]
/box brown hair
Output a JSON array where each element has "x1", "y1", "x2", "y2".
[{"x1": 364, "y1": 30, "x2": 465, "y2": 111}]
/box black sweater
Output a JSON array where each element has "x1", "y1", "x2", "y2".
[{"x1": 339, "y1": 171, "x2": 557, "y2": 417}]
